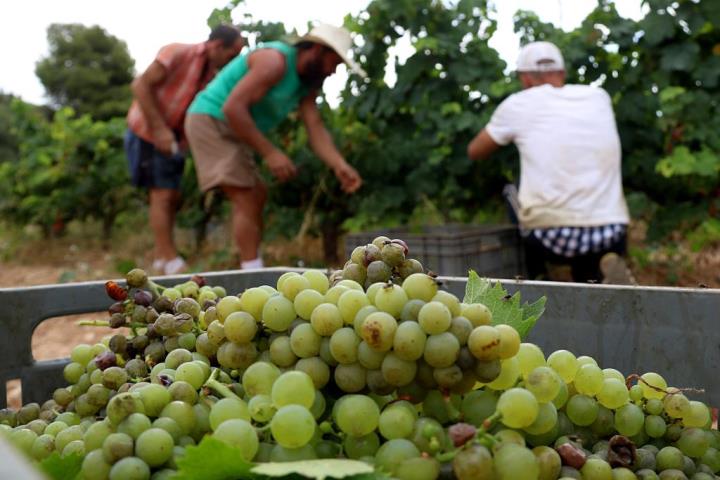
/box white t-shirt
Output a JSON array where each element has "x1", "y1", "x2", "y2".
[{"x1": 485, "y1": 84, "x2": 629, "y2": 229}]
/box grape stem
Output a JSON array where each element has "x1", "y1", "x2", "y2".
[
  {"x1": 77, "y1": 320, "x2": 146, "y2": 329},
  {"x1": 626, "y1": 374, "x2": 705, "y2": 395},
  {"x1": 203, "y1": 368, "x2": 242, "y2": 401}
]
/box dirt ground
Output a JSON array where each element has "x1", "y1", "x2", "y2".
[{"x1": 2, "y1": 226, "x2": 720, "y2": 409}]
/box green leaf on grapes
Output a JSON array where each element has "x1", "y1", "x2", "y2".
[
  {"x1": 39, "y1": 451, "x2": 83, "y2": 480},
  {"x1": 463, "y1": 270, "x2": 546, "y2": 339},
  {"x1": 173, "y1": 437, "x2": 256, "y2": 480},
  {"x1": 251, "y1": 459, "x2": 375, "y2": 480}
]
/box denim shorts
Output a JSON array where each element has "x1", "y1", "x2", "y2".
[{"x1": 124, "y1": 129, "x2": 185, "y2": 189}]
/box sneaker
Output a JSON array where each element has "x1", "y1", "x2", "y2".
[
  {"x1": 600, "y1": 253, "x2": 636, "y2": 285},
  {"x1": 151, "y1": 258, "x2": 166, "y2": 274},
  {"x1": 163, "y1": 256, "x2": 188, "y2": 275}
]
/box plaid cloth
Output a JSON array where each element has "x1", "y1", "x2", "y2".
[
  {"x1": 127, "y1": 42, "x2": 214, "y2": 147},
  {"x1": 528, "y1": 224, "x2": 627, "y2": 258}
]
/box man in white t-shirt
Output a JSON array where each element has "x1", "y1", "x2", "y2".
[{"x1": 468, "y1": 41, "x2": 633, "y2": 283}]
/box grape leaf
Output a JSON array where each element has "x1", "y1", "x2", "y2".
[
  {"x1": 39, "y1": 451, "x2": 83, "y2": 480},
  {"x1": 463, "y1": 270, "x2": 546, "y2": 339},
  {"x1": 173, "y1": 437, "x2": 256, "y2": 480},
  {"x1": 251, "y1": 459, "x2": 375, "y2": 480}
]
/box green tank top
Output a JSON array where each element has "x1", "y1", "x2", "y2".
[{"x1": 188, "y1": 41, "x2": 309, "y2": 133}]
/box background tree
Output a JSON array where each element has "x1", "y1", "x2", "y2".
[
  {"x1": 0, "y1": 92, "x2": 19, "y2": 163},
  {"x1": 35, "y1": 24, "x2": 135, "y2": 120}
]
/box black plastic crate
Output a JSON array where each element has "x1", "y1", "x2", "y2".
[{"x1": 343, "y1": 224, "x2": 525, "y2": 278}]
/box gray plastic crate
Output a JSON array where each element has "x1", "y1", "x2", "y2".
[
  {"x1": 1, "y1": 270, "x2": 719, "y2": 408},
  {"x1": 344, "y1": 224, "x2": 524, "y2": 278}
]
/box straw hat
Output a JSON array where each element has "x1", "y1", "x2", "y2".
[{"x1": 299, "y1": 23, "x2": 367, "y2": 78}]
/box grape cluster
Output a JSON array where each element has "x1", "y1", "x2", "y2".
[{"x1": 0, "y1": 237, "x2": 718, "y2": 480}]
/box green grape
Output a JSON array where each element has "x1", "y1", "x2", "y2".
[
  {"x1": 329, "y1": 328, "x2": 360, "y2": 364},
  {"x1": 418, "y1": 301, "x2": 452, "y2": 334},
  {"x1": 516, "y1": 343, "x2": 546, "y2": 377},
  {"x1": 209, "y1": 398, "x2": 251, "y2": 430},
  {"x1": 378, "y1": 403, "x2": 416, "y2": 440},
  {"x1": 71, "y1": 343, "x2": 94, "y2": 365},
  {"x1": 495, "y1": 324, "x2": 521, "y2": 359},
  {"x1": 590, "y1": 405, "x2": 615, "y2": 437},
  {"x1": 640, "y1": 372, "x2": 668, "y2": 400},
  {"x1": 357, "y1": 341, "x2": 387, "y2": 370},
  {"x1": 174, "y1": 362, "x2": 205, "y2": 390},
  {"x1": 134, "y1": 428, "x2": 173, "y2": 467},
  {"x1": 432, "y1": 290, "x2": 461, "y2": 316},
  {"x1": 365, "y1": 282, "x2": 385, "y2": 304},
  {"x1": 602, "y1": 368, "x2": 625, "y2": 382},
  {"x1": 497, "y1": 388, "x2": 539, "y2": 429},
  {"x1": 657, "y1": 446, "x2": 685, "y2": 471},
  {"x1": 319, "y1": 336, "x2": 338, "y2": 367},
  {"x1": 160, "y1": 401, "x2": 196, "y2": 436},
  {"x1": 45, "y1": 420, "x2": 69, "y2": 438},
  {"x1": 269, "y1": 335, "x2": 298, "y2": 367},
  {"x1": 525, "y1": 401, "x2": 558, "y2": 435},
  {"x1": 461, "y1": 389, "x2": 498, "y2": 426},
  {"x1": 164, "y1": 348, "x2": 192, "y2": 369},
  {"x1": 335, "y1": 394, "x2": 380, "y2": 437},
  {"x1": 567, "y1": 394, "x2": 599, "y2": 426},
  {"x1": 393, "y1": 321, "x2": 427, "y2": 361},
  {"x1": 310, "y1": 391, "x2": 326, "y2": 420},
  {"x1": 395, "y1": 456, "x2": 441, "y2": 480},
  {"x1": 700, "y1": 447, "x2": 720, "y2": 473},
  {"x1": 325, "y1": 285, "x2": 350, "y2": 305},
  {"x1": 302, "y1": 270, "x2": 330, "y2": 294},
  {"x1": 629, "y1": 384, "x2": 644, "y2": 402},
  {"x1": 31, "y1": 434, "x2": 54, "y2": 460},
  {"x1": 574, "y1": 364, "x2": 604, "y2": 396},
  {"x1": 117, "y1": 413, "x2": 151, "y2": 440},
  {"x1": 270, "y1": 444, "x2": 318, "y2": 462},
  {"x1": 223, "y1": 311, "x2": 257, "y2": 344},
  {"x1": 290, "y1": 323, "x2": 322, "y2": 358},
  {"x1": 400, "y1": 299, "x2": 426, "y2": 322},
  {"x1": 552, "y1": 382, "x2": 569, "y2": 409},
  {"x1": 645, "y1": 414, "x2": 667, "y2": 438},
  {"x1": 344, "y1": 432, "x2": 380, "y2": 459},
  {"x1": 152, "y1": 417, "x2": 182, "y2": 443},
  {"x1": 217, "y1": 341, "x2": 257, "y2": 370},
  {"x1": 82, "y1": 449, "x2": 112, "y2": 480},
  {"x1": 107, "y1": 392, "x2": 145, "y2": 426},
  {"x1": 683, "y1": 401, "x2": 711, "y2": 428},
  {"x1": 9, "y1": 429, "x2": 37, "y2": 455},
  {"x1": 168, "y1": 381, "x2": 198, "y2": 404},
  {"x1": 211, "y1": 418, "x2": 258, "y2": 461},
  {"x1": 353, "y1": 305, "x2": 379, "y2": 336},
  {"x1": 279, "y1": 274, "x2": 310, "y2": 301},
  {"x1": 449, "y1": 316, "x2": 473, "y2": 346},
  {"x1": 580, "y1": 458, "x2": 612, "y2": 480},
  {"x1": 677, "y1": 428, "x2": 710, "y2": 458},
  {"x1": 360, "y1": 312, "x2": 397, "y2": 352},
  {"x1": 596, "y1": 378, "x2": 629, "y2": 409},
  {"x1": 646, "y1": 398, "x2": 664, "y2": 415},
  {"x1": 381, "y1": 353, "x2": 417, "y2": 386},
  {"x1": 262, "y1": 294, "x2": 296, "y2": 332},
  {"x1": 375, "y1": 438, "x2": 421, "y2": 476},
  {"x1": 295, "y1": 357, "x2": 331, "y2": 389},
  {"x1": 102, "y1": 432, "x2": 134, "y2": 464},
  {"x1": 270, "y1": 405, "x2": 315, "y2": 448},
  {"x1": 271, "y1": 371, "x2": 315, "y2": 409},
  {"x1": 533, "y1": 445, "x2": 562, "y2": 480},
  {"x1": 294, "y1": 289, "x2": 325, "y2": 320},
  {"x1": 453, "y1": 444, "x2": 495, "y2": 479},
  {"x1": 424, "y1": 332, "x2": 460, "y2": 368},
  {"x1": 242, "y1": 361, "x2": 280, "y2": 397},
  {"x1": 108, "y1": 456, "x2": 149, "y2": 480},
  {"x1": 402, "y1": 274, "x2": 438, "y2": 302},
  {"x1": 337, "y1": 289, "x2": 371, "y2": 325},
  {"x1": 547, "y1": 349, "x2": 579, "y2": 382},
  {"x1": 614, "y1": 403, "x2": 645, "y2": 436},
  {"x1": 337, "y1": 279, "x2": 364, "y2": 291},
  {"x1": 216, "y1": 295, "x2": 242, "y2": 322},
  {"x1": 487, "y1": 357, "x2": 521, "y2": 390},
  {"x1": 494, "y1": 443, "x2": 539, "y2": 480},
  {"x1": 577, "y1": 355, "x2": 598, "y2": 368},
  {"x1": 206, "y1": 320, "x2": 226, "y2": 346},
  {"x1": 433, "y1": 364, "x2": 463, "y2": 388},
  {"x1": 663, "y1": 392, "x2": 691, "y2": 419},
  {"x1": 375, "y1": 284, "x2": 409, "y2": 318},
  {"x1": 526, "y1": 366, "x2": 562, "y2": 403},
  {"x1": 248, "y1": 394, "x2": 276, "y2": 423},
  {"x1": 310, "y1": 303, "x2": 344, "y2": 336},
  {"x1": 467, "y1": 325, "x2": 501, "y2": 361},
  {"x1": 276, "y1": 272, "x2": 300, "y2": 291},
  {"x1": 334, "y1": 363, "x2": 367, "y2": 392},
  {"x1": 237, "y1": 288, "x2": 269, "y2": 321}
]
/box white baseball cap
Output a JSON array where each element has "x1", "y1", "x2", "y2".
[
  {"x1": 516, "y1": 41, "x2": 565, "y2": 72},
  {"x1": 299, "y1": 23, "x2": 367, "y2": 78}
]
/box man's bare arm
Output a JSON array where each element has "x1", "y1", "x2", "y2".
[
  {"x1": 468, "y1": 129, "x2": 501, "y2": 161},
  {"x1": 131, "y1": 61, "x2": 174, "y2": 154}
]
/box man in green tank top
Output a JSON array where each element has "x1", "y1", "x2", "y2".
[{"x1": 185, "y1": 23, "x2": 364, "y2": 269}]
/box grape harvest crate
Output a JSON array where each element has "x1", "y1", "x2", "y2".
[{"x1": 0, "y1": 268, "x2": 718, "y2": 410}]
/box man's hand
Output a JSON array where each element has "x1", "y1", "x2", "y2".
[
  {"x1": 333, "y1": 162, "x2": 362, "y2": 193},
  {"x1": 264, "y1": 150, "x2": 298, "y2": 182},
  {"x1": 152, "y1": 125, "x2": 176, "y2": 156}
]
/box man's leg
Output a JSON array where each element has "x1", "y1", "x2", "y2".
[
  {"x1": 222, "y1": 182, "x2": 267, "y2": 264},
  {"x1": 149, "y1": 188, "x2": 181, "y2": 262},
  {"x1": 522, "y1": 234, "x2": 550, "y2": 281}
]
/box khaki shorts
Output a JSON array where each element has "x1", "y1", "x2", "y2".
[{"x1": 184, "y1": 113, "x2": 261, "y2": 192}]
